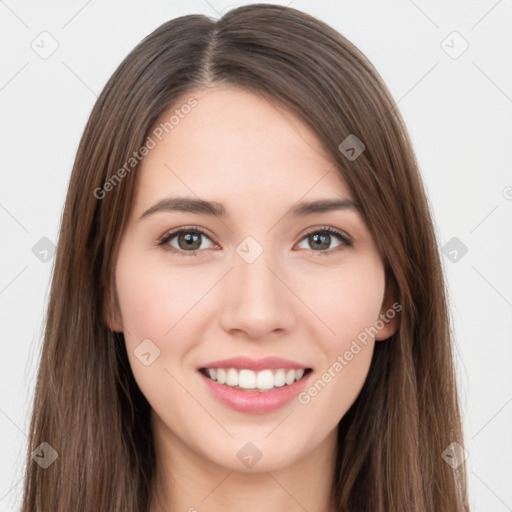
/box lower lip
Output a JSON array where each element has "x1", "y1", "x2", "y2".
[{"x1": 198, "y1": 370, "x2": 312, "y2": 414}]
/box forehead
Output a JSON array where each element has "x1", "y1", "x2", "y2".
[{"x1": 134, "y1": 86, "x2": 353, "y2": 213}]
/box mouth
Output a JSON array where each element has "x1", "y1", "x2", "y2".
[{"x1": 199, "y1": 367, "x2": 313, "y2": 392}]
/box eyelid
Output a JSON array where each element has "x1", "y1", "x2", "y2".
[
  {"x1": 157, "y1": 225, "x2": 352, "y2": 256},
  {"x1": 295, "y1": 225, "x2": 352, "y2": 255},
  {"x1": 157, "y1": 226, "x2": 218, "y2": 256}
]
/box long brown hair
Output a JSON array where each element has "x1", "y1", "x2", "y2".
[{"x1": 20, "y1": 4, "x2": 470, "y2": 511}]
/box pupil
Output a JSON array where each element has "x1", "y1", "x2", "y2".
[
  {"x1": 311, "y1": 233, "x2": 329, "y2": 250},
  {"x1": 180, "y1": 233, "x2": 201, "y2": 250}
]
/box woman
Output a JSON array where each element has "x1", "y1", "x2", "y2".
[{"x1": 20, "y1": 4, "x2": 470, "y2": 511}]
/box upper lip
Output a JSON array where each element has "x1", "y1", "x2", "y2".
[{"x1": 198, "y1": 356, "x2": 311, "y2": 371}]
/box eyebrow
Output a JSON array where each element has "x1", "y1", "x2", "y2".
[{"x1": 139, "y1": 196, "x2": 359, "y2": 220}]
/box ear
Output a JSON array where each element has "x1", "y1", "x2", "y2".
[
  {"x1": 375, "y1": 279, "x2": 400, "y2": 342},
  {"x1": 105, "y1": 286, "x2": 124, "y2": 332}
]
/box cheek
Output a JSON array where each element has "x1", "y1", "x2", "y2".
[
  {"x1": 114, "y1": 250, "x2": 217, "y2": 403},
  {"x1": 114, "y1": 251, "x2": 202, "y2": 409},
  {"x1": 115, "y1": 250, "x2": 206, "y2": 341},
  {"x1": 294, "y1": 258, "x2": 384, "y2": 412},
  {"x1": 299, "y1": 257, "x2": 385, "y2": 344}
]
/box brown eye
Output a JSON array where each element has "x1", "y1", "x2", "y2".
[
  {"x1": 297, "y1": 228, "x2": 351, "y2": 253},
  {"x1": 159, "y1": 228, "x2": 215, "y2": 255},
  {"x1": 307, "y1": 232, "x2": 333, "y2": 250},
  {"x1": 175, "y1": 232, "x2": 202, "y2": 251}
]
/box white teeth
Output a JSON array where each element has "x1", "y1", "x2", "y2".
[
  {"x1": 274, "y1": 369, "x2": 286, "y2": 387},
  {"x1": 239, "y1": 369, "x2": 256, "y2": 389},
  {"x1": 216, "y1": 368, "x2": 226, "y2": 384},
  {"x1": 256, "y1": 369, "x2": 274, "y2": 390},
  {"x1": 226, "y1": 368, "x2": 238, "y2": 386},
  {"x1": 203, "y1": 367, "x2": 308, "y2": 391},
  {"x1": 285, "y1": 369, "x2": 295, "y2": 385}
]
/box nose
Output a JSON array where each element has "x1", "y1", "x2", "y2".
[{"x1": 218, "y1": 249, "x2": 297, "y2": 340}]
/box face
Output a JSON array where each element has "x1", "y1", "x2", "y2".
[{"x1": 110, "y1": 85, "x2": 397, "y2": 473}]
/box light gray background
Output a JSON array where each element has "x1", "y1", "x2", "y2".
[{"x1": 1, "y1": 1, "x2": 511, "y2": 511}]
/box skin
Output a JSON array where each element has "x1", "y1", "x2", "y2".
[{"x1": 109, "y1": 85, "x2": 398, "y2": 512}]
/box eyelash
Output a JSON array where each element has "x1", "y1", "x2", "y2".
[{"x1": 157, "y1": 225, "x2": 352, "y2": 257}]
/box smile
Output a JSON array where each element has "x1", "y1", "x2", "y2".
[
  {"x1": 197, "y1": 360, "x2": 314, "y2": 414},
  {"x1": 199, "y1": 367, "x2": 312, "y2": 391}
]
